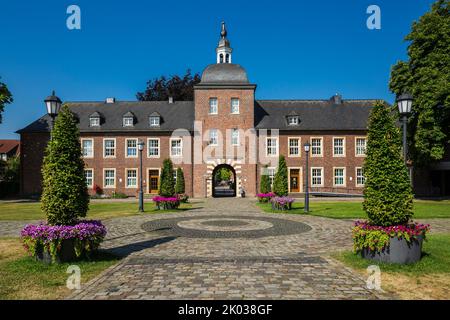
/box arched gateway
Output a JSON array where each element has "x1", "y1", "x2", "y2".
[{"x1": 212, "y1": 164, "x2": 236, "y2": 197}]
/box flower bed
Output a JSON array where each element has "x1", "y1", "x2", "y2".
[
  {"x1": 152, "y1": 196, "x2": 180, "y2": 210},
  {"x1": 352, "y1": 220, "x2": 430, "y2": 253},
  {"x1": 21, "y1": 220, "x2": 107, "y2": 263},
  {"x1": 270, "y1": 196, "x2": 295, "y2": 210},
  {"x1": 256, "y1": 192, "x2": 275, "y2": 203}
]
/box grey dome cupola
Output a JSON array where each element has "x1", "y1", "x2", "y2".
[{"x1": 200, "y1": 64, "x2": 249, "y2": 84}]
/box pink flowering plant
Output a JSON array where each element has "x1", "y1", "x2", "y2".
[
  {"x1": 352, "y1": 221, "x2": 430, "y2": 253},
  {"x1": 256, "y1": 192, "x2": 275, "y2": 203},
  {"x1": 21, "y1": 220, "x2": 107, "y2": 262},
  {"x1": 152, "y1": 196, "x2": 180, "y2": 210},
  {"x1": 270, "y1": 196, "x2": 295, "y2": 210}
]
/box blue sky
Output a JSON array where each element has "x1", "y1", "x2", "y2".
[{"x1": 0, "y1": 0, "x2": 436, "y2": 139}]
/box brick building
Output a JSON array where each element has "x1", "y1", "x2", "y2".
[{"x1": 18, "y1": 22, "x2": 382, "y2": 198}]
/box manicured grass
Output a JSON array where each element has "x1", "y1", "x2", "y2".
[
  {"x1": 0, "y1": 237, "x2": 119, "y2": 299},
  {"x1": 0, "y1": 201, "x2": 194, "y2": 221},
  {"x1": 333, "y1": 234, "x2": 450, "y2": 299},
  {"x1": 257, "y1": 200, "x2": 450, "y2": 219}
]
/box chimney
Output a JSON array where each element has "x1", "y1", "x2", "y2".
[
  {"x1": 106, "y1": 97, "x2": 115, "y2": 104},
  {"x1": 331, "y1": 93, "x2": 342, "y2": 105},
  {"x1": 168, "y1": 96, "x2": 174, "y2": 104}
]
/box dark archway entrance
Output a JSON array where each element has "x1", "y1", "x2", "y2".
[{"x1": 212, "y1": 164, "x2": 236, "y2": 197}]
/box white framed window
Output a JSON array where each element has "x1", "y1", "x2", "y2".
[
  {"x1": 173, "y1": 169, "x2": 178, "y2": 183},
  {"x1": 89, "y1": 117, "x2": 100, "y2": 127},
  {"x1": 209, "y1": 98, "x2": 218, "y2": 114},
  {"x1": 356, "y1": 137, "x2": 367, "y2": 156},
  {"x1": 333, "y1": 137, "x2": 345, "y2": 157},
  {"x1": 311, "y1": 137, "x2": 323, "y2": 157},
  {"x1": 103, "y1": 139, "x2": 116, "y2": 158},
  {"x1": 126, "y1": 169, "x2": 137, "y2": 188},
  {"x1": 125, "y1": 139, "x2": 138, "y2": 158},
  {"x1": 209, "y1": 129, "x2": 218, "y2": 146},
  {"x1": 81, "y1": 139, "x2": 94, "y2": 158},
  {"x1": 333, "y1": 167, "x2": 346, "y2": 187},
  {"x1": 266, "y1": 137, "x2": 278, "y2": 156},
  {"x1": 231, "y1": 128, "x2": 239, "y2": 146},
  {"x1": 288, "y1": 137, "x2": 300, "y2": 157},
  {"x1": 103, "y1": 169, "x2": 116, "y2": 188},
  {"x1": 267, "y1": 167, "x2": 276, "y2": 188},
  {"x1": 231, "y1": 98, "x2": 239, "y2": 114},
  {"x1": 84, "y1": 169, "x2": 93, "y2": 188},
  {"x1": 149, "y1": 116, "x2": 160, "y2": 127},
  {"x1": 356, "y1": 167, "x2": 365, "y2": 186},
  {"x1": 147, "y1": 138, "x2": 160, "y2": 158},
  {"x1": 170, "y1": 138, "x2": 182, "y2": 157},
  {"x1": 287, "y1": 116, "x2": 299, "y2": 125},
  {"x1": 123, "y1": 117, "x2": 134, "y2": 127},
  {"x1": 0, "y1": 153, "x2": 6, "y2": 161},
  {"x1": 311, "y1": 167, "x2": 323, "y2": 187}
]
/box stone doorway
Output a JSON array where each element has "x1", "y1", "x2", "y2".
[{"x1": 212, "y1": 164, "x2": 236, "y2": 197}]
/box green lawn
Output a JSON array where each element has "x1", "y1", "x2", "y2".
[
  {"x1": 0, "y1": 237, "x2": 119, "y2": 299},
  {"x1": 0, "y1": 201, "x2": 194, "y2": 221},
  {"x1": 257, "y1": 200, "x2": 450, "y2": 219}
]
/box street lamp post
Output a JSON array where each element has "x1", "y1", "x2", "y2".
[
  {"x1": 138, "y1": 140, "x2": 145, "y2": 212},
  {"x1": 397, "y1": 93, "x2": 413, "y2": 166},
  {"x1": 304, "y1": 142, "x2": 310, "y2": 213},
  {"x1": 44, "y1": 90, "x2": 62, "y2": 136}
]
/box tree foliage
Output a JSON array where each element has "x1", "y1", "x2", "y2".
[
  {"x1": 175, "y1": 167, "x2": 185, "y2": 194},
  {"x1": 363, "y1": 101, "x2": 414, "y2": 227},
  {"x1": 214, "y1": 167, "x2": 232, "y2": 182},
  {"x1": 159, "y1": 159, "x2": 175, "y2": 197},
  {"x1": 0, "y1": 155, "x2": 20, "y2": 197},
  {"x1": 0, "y1": 78, "x2": 13, "y2": 124},
  {"x1": 136, "y1": 69, "x2": 201, "y2": 101},
  {"x1": 273, "y1": 155, "x2": 288, "y2": 196},
  {"x1": 389, "y1": 0, "x2": 450, "y2": 166},
  {"x1": 41, "y1": 105, "x2": 89, "y2": 226},
  {"x1": 260, "y1": 166, "x2": 271, "y2": 193}
]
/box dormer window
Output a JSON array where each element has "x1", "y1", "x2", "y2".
[
  {"x1": 287, "y1": 116, "x2": 299, "y2": 126},
  {"x1": 89, "y1": 112, "x2": 101, "y2": 127},
  {"x1": 149, "y1": 116, "x2": 160, "y2": 127},
  {"x1": 122, "y1": 111, "x2": 135, "y2": 127}
]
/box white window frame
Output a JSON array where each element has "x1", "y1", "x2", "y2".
[
  {"x1": 125, "y1": 138, "x2": 138, "y2": 158},
  {"x1": 209, "y1": 98, "x2": 218, "y2": 114},
  {"x1": 209, "y1": 129, "x2": 218, "y2": 146},
  {"x1": 355, "y1": 137, "x2": 367, "y2": 157},
  {"x1": 103, "y1": 138, "x2": 116, "y2": 158},
  {"x1": 81, "y1": 138, "x2": 94, "y2": 158},
  {"x1": 123, "y1": 116, "x2": 134, "y2": 127},
  {"x1": 147, "y1": 138, "x2": 160, "y2": 158},
  {"x1": 311, "y1": 167, "x2": 324, "y2": 187},
  {"x1": 170, "y1": 138, "x2": 183, "y2": 157},
  {"x1": 266, "y1": 137, "x2": 279, "y2": 157},
  {"x1": 356, "y1": 167, "x2": 365, "y2": 187},
  {"x1": 288, "y1": 137, "x2": 301, "y2": 157},
  {"x1": 125, "y1": 168, "x2": 138, "y2": 188},
  {"x1": 266, "y1": 167, "x2": 276, "y2": 189},
  {"x1": 310, "y1": 137, "x2": 323, "y2": 157},
  {"x1": 231, "y1": 128, "x2": 239, "y2": 146},
  {"x1": 287, "y1": 116, "x2": 299, "y2": 126},
  {"x1": 89, "y1": 117, "x2": 100, "y2": 127},
  {"x1": 333, "y1": 167, "x2": 346, "y2": 187},
  {"x1": 333, "y1": 137, "x2": 346, "y2": 157},
  {"x1": 149, "y1": 116, "x2": 160, "y2": 127},
  {"x1": 84, "y1": 168, "x2": 94, "y2": 188},
  {"x1": 231, "y1": 98, "x2": 239, "y2": 114},
  {"x1": 103, "y1": 168, "x2": 116, "y2": 188}
]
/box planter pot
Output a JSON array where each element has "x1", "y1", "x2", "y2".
[
  {"x1": 361, "y1": 235, "x2": 423, "y2": 264},
  {"x1": 36, "y1": 239, "x2": 78, "y2": 264}
]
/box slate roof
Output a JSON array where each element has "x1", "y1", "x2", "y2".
[
  {"x1": 17, "y1": 101, "x2": 195, "y2": 133},
  {"x1": 255, "y1": 99, "x2": 379, "y2": 130}
]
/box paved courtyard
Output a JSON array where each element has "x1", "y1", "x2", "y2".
[{"x1": 67, "y1": 198, "x2": 388, "y2": 300}]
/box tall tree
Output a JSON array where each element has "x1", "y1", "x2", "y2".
[
  {"x1": 136, "y1": 69, "x2": 201, "y2": 101},
  {"x1": 159, "y1": 159, "x2": 175, "y2": 197},
  {"x1": 41, "y1": 105, "x2": 89, "y2": 226},
  {"x1": 273, "y1": 156, "x2": 288, "y2": 196},
  {"x1": 363, "y1": 101, "x2": 413, "y2": 227},
  {"x1": 0, "y1": 78, "x2": 13, "y2": 124},
  {"x1": 175, "y1": 167, "x2": 185, "y2": 194},
  {"x1": 260, "y1": 165, "x2": 271, "y2": 193},
  {"x1": 389, "y1": 0, "x2": 450, "y2": 166}
]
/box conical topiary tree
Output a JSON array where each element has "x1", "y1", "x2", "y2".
[
  {"x1": 159, "y1": 158, "x2": 175, "y2": 197},
  {"x1": 273, "y1": 155, "x2": 288, "y2": 196},
  {"x1": 363, "y1": 101, "x2": 413, "y2": 226},
  {"x1": 260, "y1": 165, "x2": 271, "y2": 193},
  {"x1": 175, "y1": 167, "x2": 185, "y2": 194},
  {"x1": 41, "y1": 105, "x2": 89, "y2": 226}
]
